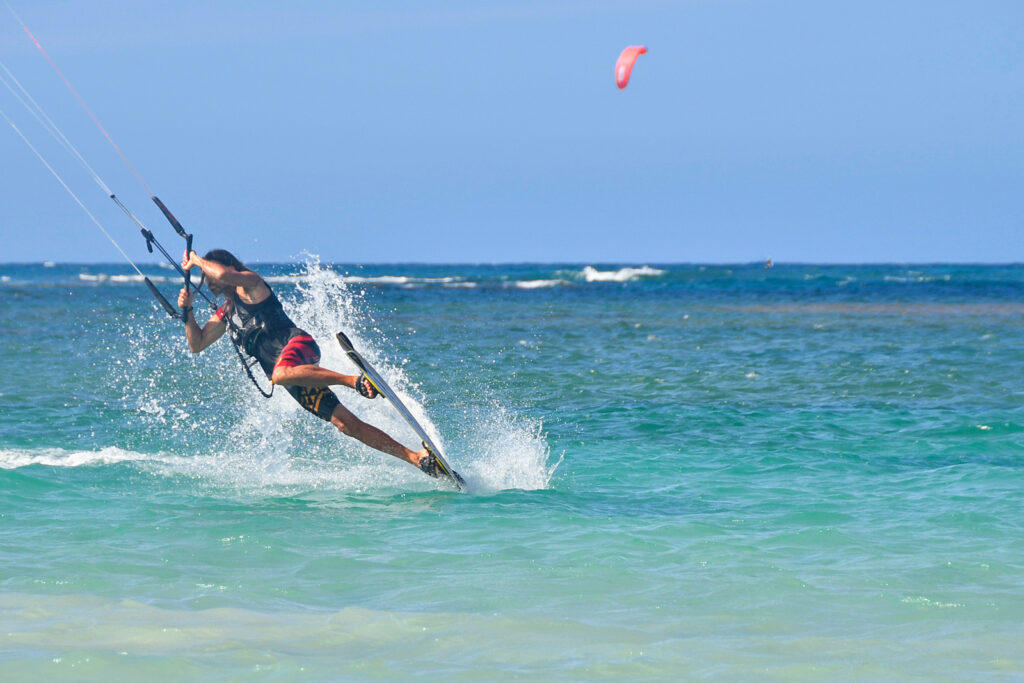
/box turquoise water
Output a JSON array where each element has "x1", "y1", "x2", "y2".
[{"x1": 1, "y1": 261, "x2": 1023, "y2": 679}]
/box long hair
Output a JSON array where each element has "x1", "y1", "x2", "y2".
[{"x1": 203, "y1": 249, "x2": 248, "y2": 272}]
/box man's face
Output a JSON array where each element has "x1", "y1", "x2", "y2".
[{"x1": 207, "y1": 277, "x2": 231, "y2": 297}]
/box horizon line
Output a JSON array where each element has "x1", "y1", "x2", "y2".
[{"x1": 2, "y1": 260, "x2": 1023, "y2": 268}]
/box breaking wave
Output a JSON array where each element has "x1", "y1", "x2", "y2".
[{"x1": 580, "y1": 265, "x2": 666, "y2": 282}]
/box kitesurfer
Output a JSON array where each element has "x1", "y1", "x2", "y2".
[{"x1": 177, "y1": 249, "x2": 444, "y2": 477}]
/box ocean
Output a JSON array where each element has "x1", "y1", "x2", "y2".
[{"x1": 1, "y1": 261, "x2": 1022, "y2": 680}]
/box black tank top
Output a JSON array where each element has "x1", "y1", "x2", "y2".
[{"x1": 228, "y1": 286, "x2": 300, "y2": 364}]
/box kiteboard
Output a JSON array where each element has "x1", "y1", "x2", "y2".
[{"x1": 336, "y1": 331, "x2": 465, "y2": 490}]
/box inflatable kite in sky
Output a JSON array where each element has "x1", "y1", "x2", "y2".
[{"x1": 615, "y1": 46, "x2": 647, "y2": 89}]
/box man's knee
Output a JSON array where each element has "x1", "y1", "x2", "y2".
[
  {"x1": 332, "y1": 416, "x2": 356, "y2": 436},
  {"x1": 271, "y1": 365, "x2": 294, "y2": 385},
  {"x1": 330, "y1": 407, "x2": 364, "y2": 436}
]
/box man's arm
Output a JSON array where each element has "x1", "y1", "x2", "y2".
[
  {"x1": 178, "y1": 288, "x2": 227, "y2": 353},
  {"x1": 183, "y1": 251, "x2": 264, "y2": 289}
]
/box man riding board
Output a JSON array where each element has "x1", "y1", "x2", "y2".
[{"x1": 177, "y1": 249, "x2": 445, "y2": 478}]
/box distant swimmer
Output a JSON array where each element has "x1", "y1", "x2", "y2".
[{"x1": 177, "y1": 249, "x2": 445, "y2": 478}]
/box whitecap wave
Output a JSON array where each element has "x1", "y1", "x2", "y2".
[
  {"x1": 883, "y1": 273, "x2": 951, "y2": 283},
  {"x1": 513, "y1": 279, "x2": 571, "y2": 289},
  {"x1": 343, "y1": 275, "x2": 465, "y2": 286},
  {"x1": 581, "y1": 265, "x2": 665, "y2": 282},
  {"x1": 267, "y1": 273, "x2": 468, "y2": 287}
]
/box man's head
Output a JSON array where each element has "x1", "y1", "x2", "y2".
[{"x1": 203, "y1": 249, "x2": 246, "y2": 296}]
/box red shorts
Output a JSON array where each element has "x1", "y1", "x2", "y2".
[
  {"x1": 274, "y1": 335, "x2": 340, "y2": 422},
  {"x1": 273, "y1": 334, "x2": 321, "y2": 370}
]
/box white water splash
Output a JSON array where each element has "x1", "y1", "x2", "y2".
[
  {"x1": 107, "y1": 256, "x2": 557, "y2": 494},
  {"x1": 451, "y1": 403, "x2": 560, "y2": 492},
  {"x1": 35, "y1": 258, "x2": 554, "y2": 494}
]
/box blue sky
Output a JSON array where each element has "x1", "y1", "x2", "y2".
[{"x1": 1, "y1": 0, "x2": 1022, "y2": 263}]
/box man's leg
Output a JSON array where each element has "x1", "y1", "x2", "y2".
[
  {"x1": 328, "y1": 402, "x2": 428, "y2": 467},
  {"x1": 271, "y1": 335, "x2": 416, "y2": 464},
  {"x1": 285, "y1": 384, "x2": 428, "y2": 468},
  {"x1": 270, "y1": 334, "x2": 360, "y2": 390},
  {"x1": 272, "y1": 363, "x2": 359, "y2": 389}
]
